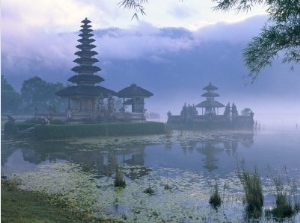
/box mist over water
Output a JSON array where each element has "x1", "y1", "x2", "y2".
[
  {"x1": 146, "y1": 96, "x2": 300, "y2": 131},
  {"x1": 2, "y1": 125, "x2": 300, "y2": 222}
]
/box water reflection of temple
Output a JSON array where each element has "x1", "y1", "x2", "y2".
[
  {"x1": 69, "y1": 146, "x2": 150, "y2": 179},
  {"x1": 3, "y1": 140, "x2": 151, "y2": 180},
  {"x1": 197, "y1": 142, "x2": 223, "y2": 172},
  {"x1": 167, "y1": 83, "x2": 254, "y2": 129},
  {"x1": 175, "y1": 131, "x2": 254, "y2": 171},
  {"x1": 2, "y1": 130, "x2": 254, "y2": 177}
]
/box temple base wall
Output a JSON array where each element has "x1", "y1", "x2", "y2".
[{"x1": 167, "y1": 114, "x2": 254, "y2": 129}]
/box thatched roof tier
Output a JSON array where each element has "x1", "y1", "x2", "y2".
[
  {"x1": 78, "y1": 38, "x2": 95, "y2": 43},
  {"x1": 81, "y1": 23, "x2": 92, "y2": 28},
  {"x1": 196, "y1": 100, "x2": 225, "y2": 108},
  {"x1": 56, "y1": 86, "x2": 116, "y2": 98},
  {"x1": 79, "y1": 28, "x2": 93, "y2": 33},
  {"x1": 82, "y1": 18, "x2": 91, "y2": 24},
  {"x1": 203, "y1": 83, "x2": 218, "y2": 91},
  {"x1": 201, "y1": 92, "x2": 220, "y2": 97},
  {"x1": 71, "y1": 65, "x2": 101, "y2": 73},
  {"x1": 117, "y1": 84, "x2": 153, "y2": 98},
  {"x1": 68, "y1": 75, "x2": 104, "y2": 84},
  {"x1": 75, "y1": 51, "x2": 98, "y2": 57},
  {"x1": 79, "y1": 33, "x2": 93, "y2": 38},
  {"x1": 73, "y1": 57, "x2": 99, "y2": 64},
  {"x1": 76, "y1": 44, "x2": 96, "y2": 50}
]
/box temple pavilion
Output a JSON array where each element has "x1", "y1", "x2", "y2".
[
  {"x1": 196, "y1": 83, "x2": 225, "y2": 115},
  {"x1": 56, "y1": 18, "x2": 115, "y2": 120},
  {"x1": 115, "y1": 83, "x2": 153, "y2": 120},
  {"x1": 117, "y1": 83, "x2": 153, "y2": 113}
]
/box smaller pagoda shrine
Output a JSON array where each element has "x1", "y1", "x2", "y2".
[
  {"x1": 115, "y1": 83, "x2": 153, "y2": 121},
  {"x1": 196, "y1": 83, "x2": 225, "y2": 115},
  {"x1": 167, "y1": 82, "x2": 254, "y2": 128},
  {"x1": 56, "y1": 18, "x2": 115, "y2": 121}
]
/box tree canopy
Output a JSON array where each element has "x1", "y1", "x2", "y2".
[
  {"x1": 1, "y1": 75, "x2": 22, "y2": 114},
  {"x1": 119, "y1": 0, "x2": 300, "y2": 81},
  {"x1": 21, "y1": 76, "x2": 66, "y2": 114}
]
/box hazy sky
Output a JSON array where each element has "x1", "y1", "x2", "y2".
[
  {"x1": 2, "y1": 0, "x2": 269, "y2": 75},
  {"x1": 2, "y1": 0, "x2": 267, "y2": 32},
  {"x1": 2, "y1": 0, "x2": 269, "y2": 83}
]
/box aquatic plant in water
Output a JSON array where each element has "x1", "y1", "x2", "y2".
[
  {"x1": 144, "y1": 176, "x2": 155, "y2": 195},
  {"x1": 266, "y1": 168, "x2": 300, "y2": 220},
  {"x1": 11, "y1": 162, "x2": 250, "y2": 222},
  {"x1": 209, "y1": 181, "x2": 222, "y2": 209},
  {"x1": 11, "y1": 163, "x2": 104, "y2": 218},
  {"x1": 237, "y1": 167, "x2": 263, "y2": 218},
  {"x1": 114, "y1": 166, "x2": 126, "y2": 188}
]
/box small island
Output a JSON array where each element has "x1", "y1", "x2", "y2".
[{"x1": 167, "y1": 83, "x2": 254, "y2": 129}]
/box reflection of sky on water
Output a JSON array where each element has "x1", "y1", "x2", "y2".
[
  {"x1": 142, "y1": 130, "x2": 300, "y2": 181},
  {"x1": 2, "y1": 149, "x2": 38, "y2": 173},
  {"x1": 2, "y1": 149, "x2": 67, "y2": 174},
  {"x1": 237, "y1": 130, "x2": 300, "y2": 173},
  {"x1": 2, "y1": 129, "x2": 300, "y2": 181}
]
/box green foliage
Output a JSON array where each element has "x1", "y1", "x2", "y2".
[
  {"x1": 209, "y1": 182, "x2": 222, "y2": 209},
  {"x1": 144, "y1": 176, "x2": 155, "y2": 195},
  {"x1": 237, "y1": 167, "x2": 263, "y2": 218},
  {"x1": 270, "y1": 193, "x2": 294, "y2": 219},
  {"x1": 223, "y1": 103, "x2": 231, "y2": 116},
  {"x1": 49, "y1": 119, "x2": 66, "y2": 125},
  {"x1": 164, "y1": 184, "x2": 171, "y2": 190},
  {"x1": 144, "y1": 186, "x2": 155, "y2": 195},
  {"x1": 266, "y1": 170, "x2": 300, "y2": 220},
  {"x1": 34, "y1": 122, "x2": 165, "y2": 139},
  {"x1": 114, "y1": 166, "x2": 126, "y2": 188},
  {"x1": 4, "y1": 122, "x2": 37, "y2": 135},
  {"x1": 24, "y1": 117, "x2": 48, "y2": 124},
  {"x1": 21, "y1": 76, "x2": 66, "y2": 113},
  {"x1": 16, "y1": 122, "x2": 38, "y2": 131},
  {"x1": 180, "y1": 103, "x2": 198, "y2": 121},
  {"x1": 241, "y1": 108, "x2": 253, "y2": 116},
  {"x1": 1, "y1": 75, "x2": 22, "y2": 114},
  {"x1": 21, "y1": 76, "x2": 47, "y2": 109},
  {"x1": 4, "y1": 122, "x2": 16, "y2": 135},
  {"x1": 1, "y1": 179, "x2": 107, "y2": 223}
]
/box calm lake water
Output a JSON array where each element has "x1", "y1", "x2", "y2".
[{"x1": 2, "y1": 126, "x2": 300, "y2": 222}]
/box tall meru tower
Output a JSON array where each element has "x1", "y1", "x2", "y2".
[{"x1": 56, "y1": 18, "x2": 115, "y2": 120}]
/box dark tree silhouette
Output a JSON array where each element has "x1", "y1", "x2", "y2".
[
  {"x1": 21, "y1": 76, "x2": 66, "y2": 113},
  {"x1": 1, "y1": 75, "x2": 22, "y2": 114}
]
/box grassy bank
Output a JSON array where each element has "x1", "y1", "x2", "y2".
[{"x1": 1, "y1": 179, "x2": 116, "y2": 223}]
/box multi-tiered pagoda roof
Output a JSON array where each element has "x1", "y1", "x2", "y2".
[
  {"x1": 196, "y1": 83, "x2": 224, "y2": 114},
  {"x1": 56, "y1": 18, "x2": 115, "y2": 98}
]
